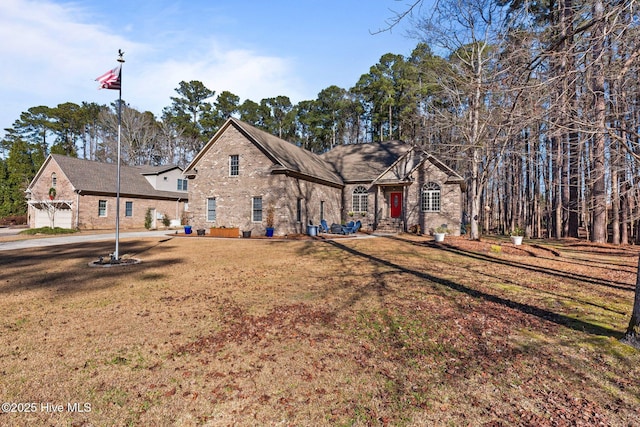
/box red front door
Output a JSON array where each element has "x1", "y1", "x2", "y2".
[{"x1": 390, "y1": 192, "x2": 402, "y2": 218}]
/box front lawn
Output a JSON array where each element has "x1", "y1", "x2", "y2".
[{"x1": 0, "y1": 235, "x2": 638, "y2": 425}]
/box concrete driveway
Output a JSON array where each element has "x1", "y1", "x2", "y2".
[{"x1": 0, "y1": 229, "x2": 173, "y2": 251}]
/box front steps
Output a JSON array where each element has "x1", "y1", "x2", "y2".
[{"x1": 375, "y1": 218, "x2": 404, "y2": 234}]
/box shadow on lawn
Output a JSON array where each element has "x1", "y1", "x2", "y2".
[
  {"x1": 323, "y1": 238, "x2": 624, "y2": 339},
  {"x1": 391, "y1": 235, "x2": 634, "y2": 293},
  {"x1": 0, "y1": 239, "x2": 183, "y2": 296}
]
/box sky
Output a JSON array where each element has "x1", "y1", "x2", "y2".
[{"x1": 0, "y1": 0, "x2": 424, "y2": 136}]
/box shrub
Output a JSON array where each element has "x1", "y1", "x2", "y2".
[{"x1": 144, "y1": 208, "x2": 153, "y2": 230}]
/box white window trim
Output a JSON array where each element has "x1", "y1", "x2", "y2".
[
  {"x1": 421, "y1": 182, "x2": 441, "y2": 213},
  {"x1": 98, "y1": 200, "x2": 107, "y2": 217},
  {"x1": 352, "y1": 186, "x2": 368, "y2": 214},
  {"x1": 206, "y1": 197, "x2": 217, "y2": 222},
  {"x1": 229, "y1": 155, "x2": 239, "y2": 177},
  {"x1": 252, "y1": 196, "x2": 263, "y2": 223},
  {"x1": 125, "y1": 201, "x2": 133, "y2": 217}
]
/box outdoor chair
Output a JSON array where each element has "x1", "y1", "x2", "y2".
[
  {"x1": 342, "y1": 220, "x2": 355, "y2": 234},
  {"x1": 319, "y1": 219, "x2": 330, "y2": 233}
]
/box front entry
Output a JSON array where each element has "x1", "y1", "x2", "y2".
[{"x1": 390, "y1": 192, "x2": 402, "y2": 218}]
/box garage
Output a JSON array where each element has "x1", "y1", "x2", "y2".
[{"x1": 31, "y1": 202, "x2": 73, "y2": 229}]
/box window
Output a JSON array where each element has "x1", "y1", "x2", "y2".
[
  {"x1": 125, "y1": 201, "x2": 133, "y2": 217},
  {"x1": 252, "y1": 197, "x2": 262, "y2": 222},
  {"x1": 421, "y1": 182, "x2": 441, "y2": 212},
  {"x1": 352, "y1": 186, "x2": 369, "y2": 213},
  {"x1": 229, "y1": 155, "x2": 239, "y2": 176},
  {"x1": 177, "y1": 179, "x2": 188, "y2": 191},
  {"x1": 51, "y1": 172, "x2": 57, "y2": 188},
  {"x1": 320, "y1": 201, "x2": 325, "y2": 222},
  {"x1": 98, "y1": 200, "x2": 107, "y2": 217},
  {"x1": 207, "y1": 198, "x2": 217, "y2": 222}
]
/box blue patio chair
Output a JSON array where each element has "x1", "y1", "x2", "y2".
[
  {"x1": 319, "y1": 219, "x2": 330, "y2": 233},
  {"x1": 342, "y1": 220, "x2": 355, "y2": 234},
  {"x1": 352, "y1": 220, "x2": 361, "y2": 234}
]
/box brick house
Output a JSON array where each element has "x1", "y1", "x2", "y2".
[
  {"x1": 26, "y1": 154, "x2": 188, "y2": 230},
  {"x1": 184, "y1": 118, "x2": 464, "y2": 236}
]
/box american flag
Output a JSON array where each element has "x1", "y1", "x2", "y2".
[{"x1": 95, "y1": 65, "x2": 121, "y2": 90}]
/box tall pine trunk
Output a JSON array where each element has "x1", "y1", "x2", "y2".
[{"x1": 591, "y1": 0, "x2": 607, "y2": 243}]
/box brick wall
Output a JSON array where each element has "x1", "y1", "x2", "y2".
[
  {"x1": 405, "y1": 162, "x2": 462, "y2": 235},
  {"x1": 76, "y1": 194, "x2": 184, "y2": 230},
  {"x1": 28, "y1": 158, "x2": 186, "y2": 230},
  {"x1": 188, "y1": 126, "x2": 342, "y2": 235}
]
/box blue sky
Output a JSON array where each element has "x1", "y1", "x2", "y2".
[{"x1": 0, "y1": 0, "x2": 423, "y2": 135}]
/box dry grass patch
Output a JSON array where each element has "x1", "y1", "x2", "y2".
[{"x1": 0, "y1": 234, "x2": 638, "y2": 426}]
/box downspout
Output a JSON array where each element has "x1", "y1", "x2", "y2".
[{"x1": 75, "y1": 189, "x2": 81, "y2": 229}]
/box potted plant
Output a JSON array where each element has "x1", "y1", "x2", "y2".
[
  {"x1": 510, "y1": 226, "x2": 525, "y2": 245},
  {"x1": 181, "y1": 212, "x2": 191, "y2": 234},
  {"x1": 48, "y1": 187, "x2": 56, "y2": 200},
  {"x1": 265, "y1": 205, "x2": 275, "y2": 237},
  {"x1": 433, "y1": 225, "x2": 449, "y2": 242}
]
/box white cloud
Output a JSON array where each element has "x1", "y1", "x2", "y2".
[{"x1": 0, "y1": 0, "x2": 307, "y2": 131}]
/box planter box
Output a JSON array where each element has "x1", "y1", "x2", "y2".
[{"x1": 210, "y1": 227, "x2": 239, "y2": 238}]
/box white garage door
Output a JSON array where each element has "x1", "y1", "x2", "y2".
[{"x1": 34, "y1": 208, "x2": 73, "y2": 229}]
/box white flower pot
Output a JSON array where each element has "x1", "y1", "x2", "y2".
[
  {"x1": 510, "y1": 235, "x2": 523, "y2": 245},
  {"x1": 434, "y1": 233, "x2": 446, "y2": 242}
]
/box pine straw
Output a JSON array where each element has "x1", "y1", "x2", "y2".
[{"x1": 0, "y1": 234, "x2": 638, "y2": 426}]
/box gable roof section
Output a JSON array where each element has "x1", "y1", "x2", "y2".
[
  {"x1": 322, "y1": 141, "x2": 464, "y2": 184},
  {"x1": 320, "y1": 140, "x2": 413, "y2": 182},
  {"x1": 140, "y1": 164, "x2": 182, "y2": 176},
  {"x1": 184, "y1": 118, "x2": 343, "y2": 187},
  {"x1": 30, "y1": 154, "x2": 186, "y2": 200}
]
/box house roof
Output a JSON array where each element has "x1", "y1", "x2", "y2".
[
  {"x1": 184, "y1": 118, "x2": 344, "y2": 187},
  {"x1": 30, "y1": 154, "x2": 187, "y2": 200},
  {"x1": 320, "y1": 140, "x2": 413, "y2": 182},
  {"x1": 184, "y1": 118, "x2": 463, "y2": 187},
  {"x1": 140, "y1": 164, "x2": 182, "y2": 176}
]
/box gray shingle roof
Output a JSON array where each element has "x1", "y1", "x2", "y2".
[
  {"x1": 320, "y1": 140, "x2": 413, "y2": 182},
  {"x1": 232, "y1": 118, "x2": 343, "y2": 186},
  {"x1": 185, "y1": 118, "x2": 462, "y2": 187},
  {"x1": 50, "y1": 154, "x2": 186, "y2": 200},
  {"x1": 185, "y1": 118, "x2": 343, "y2": 186}
]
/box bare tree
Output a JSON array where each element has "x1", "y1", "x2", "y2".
[{"x1": 413, "y1": 0, "x2": 532, "y2": 239}]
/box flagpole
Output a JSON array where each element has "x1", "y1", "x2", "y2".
[{"x1": 114, "y1": 50, "x2": 125, "y2": 261}]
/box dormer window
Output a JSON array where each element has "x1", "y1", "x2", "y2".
[{"x1": 229, "y1": 155, "x2": 239, "y2": 176}]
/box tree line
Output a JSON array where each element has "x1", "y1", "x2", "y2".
[
  {"x1": 2, "y1": 0, "x2": 640, "y2": 249},
  {"x1": 0, "y1": 42, "x2": 446, "y2": 219}
]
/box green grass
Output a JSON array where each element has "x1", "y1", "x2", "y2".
[{"x1": 19, "y1": 226, "x2": 78, "y2": 235}]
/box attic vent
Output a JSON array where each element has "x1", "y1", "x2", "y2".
[{"x1": 163, "y1": 177, "x2": 168, "y2": 181}]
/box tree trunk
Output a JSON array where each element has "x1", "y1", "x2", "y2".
[
  {"x1": 612, "y1": 158, "x2": 620, "y2": 245},
  {"x1": 554, "y1": 135, "x2": 563, "y2": 238},
  {"x1": 591, "y1": 0, "x2": 607, "y2": 243},
  {"x1": 622, "y1": 256, "x2": 640, "y2": 349},
  {"x1": 621, "y1": 181, "x2": 629, "y2": 245}
]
